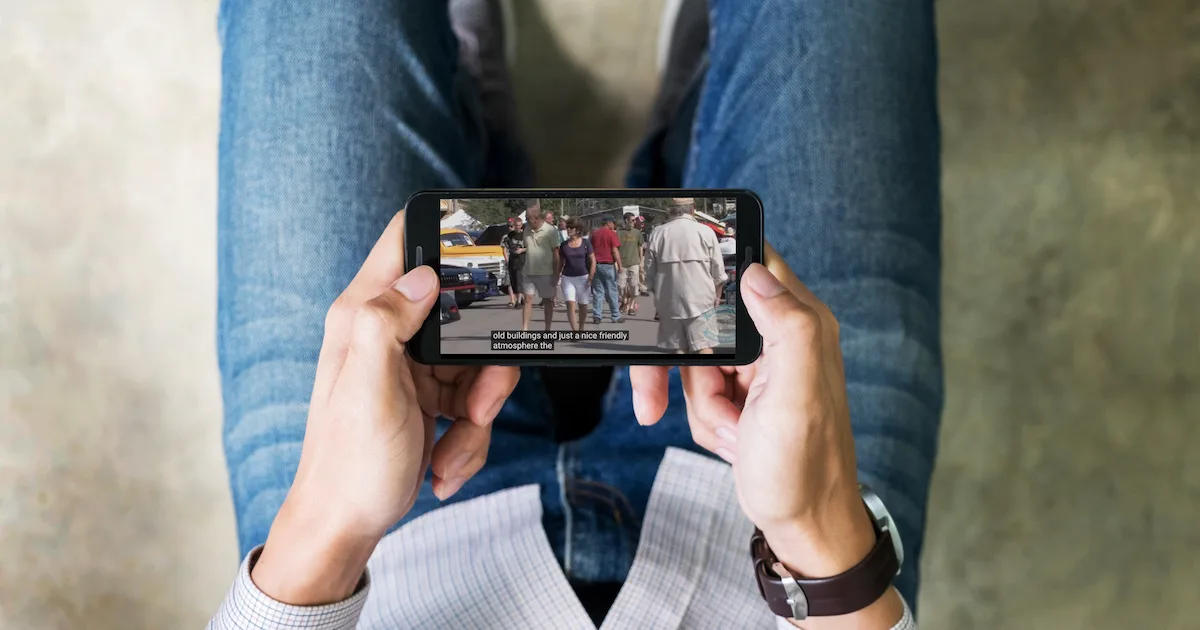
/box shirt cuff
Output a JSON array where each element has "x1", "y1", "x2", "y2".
[
  {"x1": 207, "y1": 545, "x2": 370, "y2": 630},
  {"x1": 772, "y1": 588, "x2": 916, "y2": 630}
]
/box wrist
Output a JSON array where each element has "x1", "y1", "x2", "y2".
[
  {"x1": 760, "y1": 492, "x2": 876, "y2": 579},
  {"x1": 762, "y1": 494, "x2": 904, "y2": 629},
  {"x1": 763, "y1": 492, "x2": 902, "y2": 628},
  {"x1": 251, "y1": 491, "x2": 380, "y2": 605}
]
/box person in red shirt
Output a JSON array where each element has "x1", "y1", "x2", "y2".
[{"x1": 589, "y1": 216, "x2": 624, "y2": 324}]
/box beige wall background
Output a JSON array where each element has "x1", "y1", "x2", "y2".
[{"x1": 1, "y1": 0, "x2": 1197, "y2": 628}]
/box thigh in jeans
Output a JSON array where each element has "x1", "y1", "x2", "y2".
[
  {"x1": 686, "y1": 0, "x2": 943, "y2": 610},
  {"x1": 617, "y1": 0, "x2": 940, "y2": 610},
  {"x1": 216, "y1": 0, "x2": 553, "y2": 557}
]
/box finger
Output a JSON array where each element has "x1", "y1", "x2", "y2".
[
  {"x1": 412, "y1": 365, "x2": 474, "y2": 421},
  {"x1": 733, "y1": 364, "x2": 756, "y2": 409},
  {"x1": 679, "y1": 366, "x2": 741, "y2": 461},
  {"x1": 438, "y1": 366, "x2": 474, "y2": 421},
  {"x1": 430, "y1": 420, "x2": 491, "y2": 500},
  {"x1": 413, "y1": 413, "x2": 436, "y2": 498},
  {"x1": 629, "y1": 366, "x2": 670, "y2": 425},
  {"x1": 330, "y1": 268, "x2": 440, "y2": 401},
  {"x1": 464, "y1": 365, "x2": 521, "y2": 427},
  {"x1": 410, "y1": 362, "x2": 443, "y2": 418},
  {"x1": 739, "y1": 263, "x2": 824, "y2": 389}
]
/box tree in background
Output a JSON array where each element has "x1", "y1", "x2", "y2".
[{"x1": 459, "y1": 198, "x2": 526, "y2": 226}]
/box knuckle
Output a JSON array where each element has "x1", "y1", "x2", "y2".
[
  {"x1": 825, "y1": 310, "x2": 841, "y2": 341},
  {"x1": 351, "y1": 299, "x2": 397, "y2": 345},
  {"x1": 811, "y1": 299, "x2": 841, "y2": 340},
  {"x1": 781, "y1": 303, "x2": 823, "y2": 344},
  {"x1": 325, "y1": 294, "x2": 356, "y2": 331}
]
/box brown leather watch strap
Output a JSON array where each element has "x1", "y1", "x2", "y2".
[{"x1": 750, "y1": 516, "x2": 899, "y2": 619}]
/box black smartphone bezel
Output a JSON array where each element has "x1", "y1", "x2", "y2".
[{"x1": 404, "y1": 188, "x2": 763, "y2": 366}]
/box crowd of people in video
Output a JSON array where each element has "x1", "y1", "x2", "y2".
[{"x1": 499, "y1": 198, "x2": 729, "y2": 354}]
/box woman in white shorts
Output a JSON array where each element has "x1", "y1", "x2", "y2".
[{"x1": 557, "y1": 219, "x2": 596, "y2": 332}]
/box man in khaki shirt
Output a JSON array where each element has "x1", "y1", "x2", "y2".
[{"x1": 644, "y1": 198, "x2": 729, "y2": 353}]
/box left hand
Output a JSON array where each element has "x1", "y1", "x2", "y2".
[
  {"x1": 252, "y1": 212, "x2": 520, "y2": 605},
  {"x1": 630, "y1": 243, "x2": 879, "y2": 582}
]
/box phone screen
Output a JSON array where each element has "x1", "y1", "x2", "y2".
[{"x1": 408, "y1": 190, "x2": 762, "y2": 366}]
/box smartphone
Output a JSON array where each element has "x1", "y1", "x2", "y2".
[{"x1": 404, "y1": 189, "x2": 763, "y2": 366}]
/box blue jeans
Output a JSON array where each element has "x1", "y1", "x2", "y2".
[
  {"x1": 217, "y1": 0, "x2": 940, "y2": 613},
  {"x1": 591, "y1": 263, "x2": 621, "y2": 321}
]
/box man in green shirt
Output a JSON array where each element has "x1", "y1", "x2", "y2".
[{"x1": 617, "y1": 212, "x2": 645, "y2": 316}]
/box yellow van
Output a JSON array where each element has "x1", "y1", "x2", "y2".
[{"x1": 440, "y1": 227, "x2": 509, "y2": 289}]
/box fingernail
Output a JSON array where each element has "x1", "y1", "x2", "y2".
[
  {"x1": 445, "y1": 451, "x2": 472, "y2": 480},
  {"x1": 632, "y1": 389, "x2": 646, "y2": 425},
  {"x1": 393, "y1": 267, "x2": 436, "y2": 301},
  {"x1": 484, "y1": 398, "x2": 505, "y2": 424},
  {"x1": 715, "y1": 447, "x2": 737, "y2": 465},
  {"x1": 437, "y1": 476, "x2": 466, "y2": 500},
  {"x1": 716, "y1": 426, "x2": 737, "y2": 444},
  {"x1": 743, "y1": 264, "x2": 785, "y2": 298}
]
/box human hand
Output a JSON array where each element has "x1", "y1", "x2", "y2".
[
  {"x1": 251, "y1": 212, "x2": 519, "y2": 605},
  {"x1": 630, "y1": 246, "x2": 900, "y2": 620}
]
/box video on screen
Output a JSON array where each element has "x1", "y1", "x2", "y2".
[{"x1": 438, "y1": 196, "x2": 739, "y2": 355}]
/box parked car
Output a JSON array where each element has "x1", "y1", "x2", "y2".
[
  {"x1": 440, "y1": 227, "x2": 509, "y2": 289},
  {"x1": 439, "y1": 291, "x2": 461, "y2": 325},
  {"x1": 468, "y1": 267, "x2": 499, "y2": 301},
  {"x1": 439, "y1": 264, "x2": 478, "y2": 308}
]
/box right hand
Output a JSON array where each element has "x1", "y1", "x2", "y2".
[
  {"x1": 630, "y1": 244, "x2": 886, "y2": 582},
  {"x1": 251, "y1": 212, "x2": 519, "y2": 605}
]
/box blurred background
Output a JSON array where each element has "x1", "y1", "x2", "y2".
[{"x1": 1, "y1": 0, "x2": 1197, "y2": 628}]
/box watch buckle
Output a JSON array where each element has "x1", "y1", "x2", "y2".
[{"x1": 772, "y1": 562, "x2": 809, "y2": 620}]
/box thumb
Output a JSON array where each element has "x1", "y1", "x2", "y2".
[
  {"x1": 740, "y1": 263, "x2": 824, "y2": 376},
  {"x1": 338, "y1": 266, "x2": 439, "y2": 386}
]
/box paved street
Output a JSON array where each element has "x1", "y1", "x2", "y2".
[{"x1": 442, "y1": 293, "x2": 735, "y2": 355}]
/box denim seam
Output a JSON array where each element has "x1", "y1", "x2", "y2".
[{"x1": 555, "y1": 443, "x2": 573, "y2": 576}]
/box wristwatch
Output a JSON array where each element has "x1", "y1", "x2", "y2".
[{"x1": 750, "y1": 484, "x2": 902, "y2": 620}]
